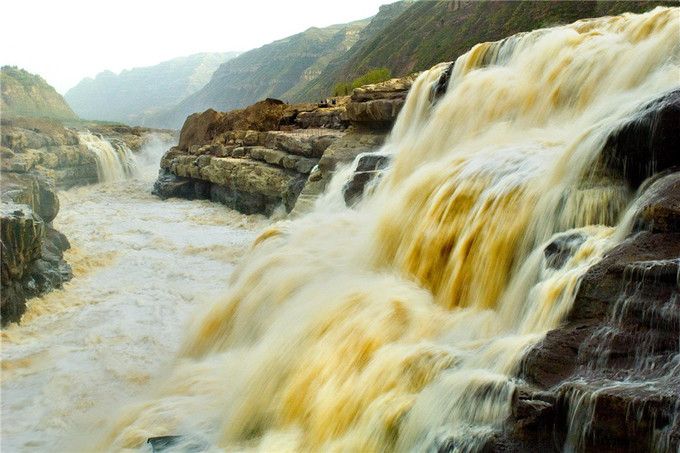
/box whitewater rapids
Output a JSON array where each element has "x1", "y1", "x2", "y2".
[{"x1": 1, "y1": 159, "x2": 271, "y2": 451}]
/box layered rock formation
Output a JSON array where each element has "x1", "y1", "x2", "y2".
[
  {"x1": 2, "y1": 117, "x2": 98, "y2": 189},
  {"x1": 0, "y1": 118, "x2": 86, "y2": 324},
  {"x1": 293, "y1": 75, "x2": 416, "y2": 213},
  {"x1": 153, "y1": 99, "x2": 342, "y2": 215},
  {"x1": 1, "y1": 203, "x2": 71, "y2": 326},
  {"x1": 153, "y1": 75, "x2": 416, "y2": 215}
]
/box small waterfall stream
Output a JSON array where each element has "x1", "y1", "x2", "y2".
[{"x1": 78, "y1": 132, "x2": 140, "y2": 182}]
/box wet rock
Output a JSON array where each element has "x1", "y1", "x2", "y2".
[
  {"x1": 1, "y1": 171, "x2": 60, "y2": 223},
  {"x1": 631, "y1": 172, "x2": 680, "y2": 234},
  {"x1": 152, "y1": 169, "x2": 210, "y2": 201},
  {"x1": 342, "y1": 152, "x2": 392, "y2": 207},
  {"x1": 343, "y1": 171, "x2": 376, "y2": 207},
  {"x1": 147, "y1": 435, "x2": 208, "y2": 452},
  {"x1": 602, "y1": 89, "x2": 680, "y2": 189},
  {"x1": 291, "y1": 133, "x2": 388, "y2": 216},
  {"x1": 1, "y1": 204, "x2": 72, "y2": 326},
  {"x1": 210, "y1": 184, "x2": 280, "y2": 216},
  {"x1": 430, "y1": 62, "x2": 454, "y2": 104},
  {"x1": 355, "y1": 152, "x2": 391, "y2": 172},
  {"x1": 515, "y1": 170, "x2": 680, "y2": 452},
  {"x1": 543, "y1": 232, "x2": 586, "y2": 269},
  {"x1": 29, "y1": 226, "x2": 72, "y2": 296},
  {"x1": 1, "y1": 203, "x2": 44, "y2": 286}
]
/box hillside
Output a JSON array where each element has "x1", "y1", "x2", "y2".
[
  {"x1": 150, "y1": 20, "x2": 373, "y2": 130},
  {"x1": 64, "y1": 52, "x2": 240, "y2": 127},
  {"x1": 299, "y1": 0, "x2": 675, "y2": 99},
  {"x1": 120, "y1": 0, "x2": 673, "y2": 130},
  {"x1": 1, "y1": 66, "x2": 79, "y2": 121}
]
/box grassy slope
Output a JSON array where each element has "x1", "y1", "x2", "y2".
[{"x1": 1, "y1": 66, "x2": 79, "y2": 121}]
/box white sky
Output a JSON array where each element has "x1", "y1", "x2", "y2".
[{"x1": 1, "y1": 0, "x2": 400, "y2": 94}]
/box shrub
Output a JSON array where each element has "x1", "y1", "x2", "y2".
[{"x1": 332, "y1": 68, "x2": 393, "y2": 96}]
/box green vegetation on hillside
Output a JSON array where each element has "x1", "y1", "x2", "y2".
[
  {"x1": 106, "y1": 1, "x2": 674, "y2": 129},
  {"x1": 304, "y1": 0, "x2": 674, "y2": 100},
  {"x1": 333, "y1": 68, "x2": 392, "y2": 96},
  {"x1": 1, "y1": 66, "x2": 79, "y2": 121}
]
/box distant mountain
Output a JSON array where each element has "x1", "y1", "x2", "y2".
[
  {"x1": 65, "y1": 52, "x2": 240, "y2": 127},
  {"x1": 150, "y1": 20, "x2": 373, "y2": 130},
  {"x1": 307, "y1": 0, "x2": 675, "y2": 95},
  {"x1": 1, "y1": 66, "x2": 79, "y2": 121}
]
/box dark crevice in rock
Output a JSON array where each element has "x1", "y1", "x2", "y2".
[{"x1": 430, "y1": 62, "x2": 454, "y2": 105}]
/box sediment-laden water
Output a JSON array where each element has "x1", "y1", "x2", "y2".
[
  {"x1": 1, "y1": 150, "x2": 270, "y2": 451},
  {"x1": 2, "y1": 7, "x2": 679, "y2": 453}
]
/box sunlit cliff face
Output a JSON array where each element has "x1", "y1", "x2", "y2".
[{"x1": 87, "y1": 7, "x2": 679, "y2": 452}]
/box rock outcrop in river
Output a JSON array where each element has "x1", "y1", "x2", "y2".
[
  {"x1": 0, "y1": 118, "x2": 86, "y2": 325},
  {"x1": 153, "y1": 76, "x2": 416, "y2": 215}
]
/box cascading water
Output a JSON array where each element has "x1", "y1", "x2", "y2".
[
  {"x1": 78, "y1": 132, "x2": 140, "y2": 182},
  {"x1": 1, "y1": 7, "x2": 677, "y2": 453},
  {"x1": 78, "y1": 7, "x2": 677, "y2": 452}
]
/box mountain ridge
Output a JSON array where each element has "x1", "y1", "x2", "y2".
[
  {"x1": 64, "y1": 52, "x2": 241, "y2": 126},
  {"x1": 1, "y1": 66, "x2": 80, "y2": 122}
]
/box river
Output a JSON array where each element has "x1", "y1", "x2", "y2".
[{"x1": 1, "y1": 148, "x2": 271, "y2": 451}]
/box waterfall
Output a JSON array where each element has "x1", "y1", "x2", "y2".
[
  {"x1": 78, "y1": 132, "x2": 139, "y2": 182},
  {"x1": 89, "y1": 7, "x2": 678, "y2": 452}
]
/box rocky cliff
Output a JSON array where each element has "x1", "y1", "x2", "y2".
[
  {"x1": 153, "y1": 98, "x2": 343, "y2": 215},
  {"x1": 152, "y1": 73, "x2": 415, "y2": 215},
  {"x1": 0, "y1": 116, "x2": 172, "y2": 325},
  {"x1": 2, "y1": 117, "x2": 98, "y2": 189},
  {"x1": 0, "y1": 118, "x2": 86, "y2": 325}
]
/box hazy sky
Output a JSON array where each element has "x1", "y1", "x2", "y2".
[{"x1": 2, "y1": 0, "x2": 400, "y2": 94}]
